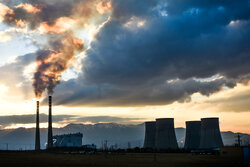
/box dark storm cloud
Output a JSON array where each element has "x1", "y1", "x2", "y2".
[
  {"x1": 0, "y1": 114, "x2": 142, "y2": 127},
  {"x1": 0, "y1": 53, "x2": 36, "y2": 99},
  {"x1": 1, "y1": 0, "x2": 250, "y2": 107},
  {"x1": 83, "y1": 0, "x2": 250, "y2": 84},
  {"x1": 0, "y1": 114, "x2": 73, "y2": 125},
  {"x1": 53, "y1": 77, "x2": 236, "y2": 106},
  {"x1": 76, "y1": 116, "x2": 143, "y2": 123},
  {"x1": 2, "y1": 0, "x2": 106, "y2": 30},
  {"x1": 110, "y1": 0, "x2": 158, "y2": 21},
  {"x1": 50, "y1": 0, "x2": 250, "y2": 106},
  {"x1": 2, "y1": 0, "x2": 76, "y2": 30},
  {"x1": 208, "y1": 90, "x2": 250, "y2": 112}
]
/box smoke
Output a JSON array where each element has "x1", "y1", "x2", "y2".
[
  {"x1": 33, "y1": 33, "x2": 84, "y2": 98},
  {"x1": 0, "y1": 0, "x2": 112, "y2": 98}
]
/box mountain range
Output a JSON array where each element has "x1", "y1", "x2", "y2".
[{"x1": 0, "y1": 123, "x2": 249, "y2": 150}]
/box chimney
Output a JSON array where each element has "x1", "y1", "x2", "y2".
[
  {"x1": 35, "y1": 101, "x2": 40, "y2": 150},
  {"x1": 47, "y1": 96, "x2": 53, "y2": 148}
]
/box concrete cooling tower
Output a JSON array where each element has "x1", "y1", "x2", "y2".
[
  {"x1": 184, "y1": 121, "x2": 201, "y2": 150},
  {"x1": 200, "y1": 117, "x2": 224, "y2": 149},
  {"x1": 143, "y1": 121, "x2": 156, "y2": 149},
  {"x1": 155, "y1": 118, "x2": 178, "y2": 149}
]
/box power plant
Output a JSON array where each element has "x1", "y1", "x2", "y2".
[
  {"x1": 47, "y1": 95, "x2": 53, "y2": 149},
  {"x1": 143, "y1": 117, "x2": 224, "y2": 150},
  {"x1": 200, "y1": 117, "x2": 224, "y2": 149},
  {"x1": 53, "y1": 133, "x2": 83, "y2": 147},
  {"x1": 143, "y1": 118, "x2": 179, "y2": 150},
  {"x1": 155, "y1": 118, "x2": 178, "y2": 149},
  {"x1": 35, "y1": 101, "x2": 40, "y2": 150},
  {"x1": 143, "y1": 121, "x2": 156, "y2": 148},
  {"x1": 184, "y1": 121, "x2": 201, "y2": 150},
  {"x1": 34, "y1": 101, "x2": 224, "y2": 152}
]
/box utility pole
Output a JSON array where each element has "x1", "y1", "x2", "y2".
[
  {"x1": 128, "y1": 142, "x2": 131, "y2": 149},
  {"x1": 235, "y1": 133, "x2": 242, "y2": 147},
  {"x1": 102, "y1": 140, "x2": 104, "y2": 151},
  {"x1": 104, "y1": 140, "x2": 108, "y2": 151},
  {"x1": 244, "y1": 139, "x2": 250, "y2": 146}
]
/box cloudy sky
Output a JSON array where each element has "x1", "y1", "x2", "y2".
[{"x1": 0, "y1": 0, "x2": 250, "y2": 133}]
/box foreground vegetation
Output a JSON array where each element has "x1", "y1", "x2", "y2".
[{"x1": 0, "y1": 151, "x2": 243, "y2": 167}]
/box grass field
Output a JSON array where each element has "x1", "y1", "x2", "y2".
[{"x1": 0, "y1": 150, "x2": 244, "y2": 167}]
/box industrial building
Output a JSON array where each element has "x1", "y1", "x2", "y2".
[
  {"x1": 200, "y1": 117, "x2": 224, "y2": 149},
  {"x1": 155, "y1": 118, "x2": 178, "y2": 149},
  {"x1": 53, "y1": 133, "x2": 83, "y2": 147},
  {"x1": 35, "y1": 97, "x2": 224, "y2": 151},
  {"x1": 143, "y1": 121, "x2": 156, "y2": 148},
  {"x1": 83, "y1": 144, "x2": 97, "y2": 149},
  {"x1": 184, "y1": 121, "x2": 201, "y2": 150}
]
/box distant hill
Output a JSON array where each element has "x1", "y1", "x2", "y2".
[{"x1": 0, "y1": 123, "x2": 249, "y2": 150}]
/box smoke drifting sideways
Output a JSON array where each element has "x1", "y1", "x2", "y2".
[
  {"x1": 33, "y1": 33, "x2": 84, "y2": 98},
  {"x1": 0, "y1": 0, "x2": 112, "y2": 99}
]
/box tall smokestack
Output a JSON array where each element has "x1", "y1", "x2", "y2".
[
  {"x1": 35, "y1": 101, "x2": 40, "y2": 150},
  {"x1": 47, "y1": 96, "x2": 53, "y2": 148}
]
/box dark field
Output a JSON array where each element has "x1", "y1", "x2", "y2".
[{"x1": 0, "y1": 150, "x2": 244, "y2": 167}]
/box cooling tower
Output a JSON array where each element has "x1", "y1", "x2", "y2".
[
  {"x1": 47, "y1": 96, "x2": 53, "y2": 148},
  {"x1": 184, "y1": 121, "x2": 201, "y2": 150},
  {"x1": 200, "y1": 117, "x2": 224, "y2": 149},
  {"x1": 35, "y1": 101, "x2": 40, "y2": 150},
  {"x1": 155, "y1": 118, "x2": 178, "y2": 149},
  {"x1": 143, "y1": 121, "x2": 156, "y2": 149}
]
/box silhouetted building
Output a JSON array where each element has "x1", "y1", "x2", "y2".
[
  {"x1": 143, "y1": 121, "x2": 156, "y2": 148},
  {"x1": 35, "y1": 101, "x2": 40, "y2": 150},
  {"x1": 184, "y1": 121, "x2": 201, "y2": 150},
  {"x1": 200, "y1": 117, "x2": 224, "y2": 149},
  {"x1": 47, "y1": 96, "x2": 53, "y2": 148},
  {"x1": 155, "y1": 118, "x2": 178, "y2": 149},
  {"x1": 53, "y1": 133, "x2": 83, "y2": 147}
]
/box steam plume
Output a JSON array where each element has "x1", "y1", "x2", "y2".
[
  {"x1": 0, "y1": 0, "x2": 111, "y2": 98},
  {"x1": 33, "y1": 33, "x2": 84, "y2": 98}
]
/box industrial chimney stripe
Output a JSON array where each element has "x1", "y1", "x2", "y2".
[
  {"x1": 35, "y1": 101, "x2": 40, "y2": 150},
  {"x1": 47, "y1": 96, "x2": 53, "y2": 148}
]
